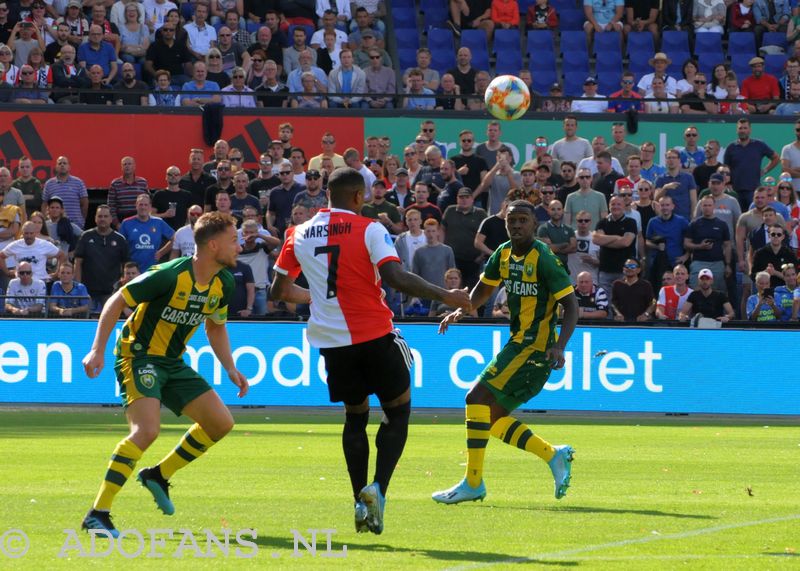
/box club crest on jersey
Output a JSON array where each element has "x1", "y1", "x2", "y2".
[
  {"x1": 140, "y1": 374, "x2": 156, "y2": 389},
  {"x1": 525, "y1": 263, "x2": 534, "y2": 276},
  {"x1": 208, "y1": 294, "x2": 220, "y2": 309}
]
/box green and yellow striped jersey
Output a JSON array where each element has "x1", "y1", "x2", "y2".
[
  {"x1": 481, "y1": 239, "x2": 574, "y2": 350},
  {"x1": 116, "y1": 257, "x2": 234, "y2": 360}
]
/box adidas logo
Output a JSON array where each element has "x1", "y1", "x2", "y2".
[
  {"x1": 0, "y1": 115, "x2": 53, "y2": 178},
  {"x1": 227, "y1": 120, "x2": 273, "y2": 163}
]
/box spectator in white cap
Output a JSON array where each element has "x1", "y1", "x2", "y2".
[{"x1": 678, "y1": 268, "x2": 735, "y2": 322}]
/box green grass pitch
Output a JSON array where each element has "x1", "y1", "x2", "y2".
[{"x1": 0, "y1": 408, "x2": 798, "y2": 569}]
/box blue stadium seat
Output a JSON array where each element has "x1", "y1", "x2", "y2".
[
  {"x1": 593, "y1": 31, "x2": 621, "y2": 56},
  {"x1": 530, "y1": 49, "x2": 557, "y2": 71},
  {"x1": 494, "y1": 29, "x2": 520, "y2": 54},
  {"x1": 563, "y1": 71, "x2": 587, "y2": 96},
  {"x1": 428, "y1": 27, "x2": 455, "y2": 52},
  {"x1": 559, "y1": 9, "x2": 585, "y2": 31},
  {"x1": 661, "y1": 30, "x2": 690, "y2": 54},
  {"x1": 765, "y1": 53, "x2": 788, "y2": 77},
  {"x1": 696, "y1": 54, "x2": 718, "y2": 77},
  {"x1": 626, "y1": 31, "x2": 654, "y2": 57},
  {"x1": 693, "y1": 32, "x2": 723, "y2": 58},
  {"x1": 495, "y1": 49, "x2": 523, "y2": 76},
  {"x1": 527, "y1": 30, "x2": 555, "y2": 55},
  {"x1": 731, "y1": 53, "x2": 753, "y2": 77},
  {"x1": 181, "y1": 2, "x2": 193, "y2": 21},
  {"x1": 288, "y1": 24, "x2": 314, "y2": 45},
  {"x1": 562, "y1": 49, "x2": 590, "y2": 74},
  {"x1": 628, "y1": 51, "x2": 651, "y2": 75},
  {"x1": 551, "y1": 0, "x2": 579, "y2": 10},
  {"x1": 461, "y1": 29, "x2": 488, "y2": 54},
  {"x1": 560, "y1": 30, "x2": 587, "y2": 54},
  {"x1": 393, "y1": 0, "x2": 414, "y2": 7},
  {"x1": 430, "y1": 49, "x2": 455, "y2": 74},
  {"x1": 598, "y1": 71, "x2": 621, "y2": 96},
  {"x1": 392, "y1": 8, "x2": 417, "y2": 30},
  {"x1": 421, "y1": 0, "x2": 448, "y2": 30},
  {"x1": 728, "y1": 32, "x2": 757, "y2": 56},
  {"x1": 133, "y1": 62, "x2": 142, "y2": 80},
  {"x1": 398, "y1": 48, "x2": 418, "y2": 70},
  {"x1": 471, "y1": 49, "x2": 490, "y2": 71},
  {"x1": 762, "y1": 31, "x2": 788, "y2": 50},
  {"x1": 395, "y1": 28, "x2": 420, "y2": 51},
  {"x1": 596, "y1": 52, "x2": 623, "y2": 76},
  {"x1": 245, "y1": 21, "x2": 261, "y2": 34},
  {"x1": 666, "y1": 51, "x2": 690, "y2": 76},
  {"x1": 531, "y1": 68, "x2": 558, "y2": 94}
]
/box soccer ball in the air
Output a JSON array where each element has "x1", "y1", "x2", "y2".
[{"x1": 484, "y1": 75, "x2": 531, "y2": 121}]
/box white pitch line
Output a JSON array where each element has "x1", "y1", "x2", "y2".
[{"x1": 443, "y1": 513, "x2": 800, "y2": 570}]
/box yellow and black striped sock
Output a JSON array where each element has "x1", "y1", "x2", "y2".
[
  {"x1": 490, "y1": 416, "x2": 555, "y2": 462},
  {"x1": 465, "y1": 404, "x2": 491, "y2": 488},
  {"x1": 157, "y1": 424, "x2": 216, "y2": 480},
  {"x1": 92, "y1": 438, "x2": 143, "y2": 511}
]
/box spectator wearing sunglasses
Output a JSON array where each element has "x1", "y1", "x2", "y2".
[
  {"x1": 751, "y1": 223, "x2": 798, "y2": 287},
  {"x1": 679, "y1": 72, "x2": 718, "y2": 115},
  {"x1": 608, "y1": 72, "x2": 643, "y2": 113},
  {"x1": 221, "y1": 66, "x2": 256, "y2": 107},
  {"x1": 611, "y1": 258, "x2": 655, "y2": 321},
  {"x1": 3, "y1": 260, "x2": 45, "y2": 316}
]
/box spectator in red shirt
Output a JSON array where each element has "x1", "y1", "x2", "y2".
[
  {"x1": 526, "y1": 0, "x2": 558, "y2": 31},
  {"x1": 731, "y1": 0, "x2": 757, "y2": 32},
  {"x1": 608, "y1": 71, "x2": 644, "y2": 112},
  {"x1": 491, "y1": 0, "x2": 519, "y2": 28},
  {"x1": 741, "y1": 56, "x2": 780, "y2": 114}
]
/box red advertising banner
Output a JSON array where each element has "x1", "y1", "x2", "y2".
[{"x1": 0, "y1": 111, "x2": 365, "y2": 188}]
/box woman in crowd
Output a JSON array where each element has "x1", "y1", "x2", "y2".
[
  {"x1": 776, "y1": 176, "x2": 800, "y2": 222},
  {"x1": 675, "y1": 59, "x2": 699, "y2": 97},
  {"x1": 382, "y1": 154, "x2": 400, "y2": 187},
  {"x1": 119, "y1": 2, "x2": 150, "y2": 64},
  {"x1": 205, "y1": 48, "x2": 230, "y2": 88},
  {"x1": 155, "y1": 9, "x2": 187, "y2": 47},
  {"x1": 708, "y1": 63, "x2": 729, "y2": 98},
  {"x1": 290, "y1": 71, "x2": 327, "y2": 108},
  {"x1": 28, "y1": 211, "x2": 53, "y2": 243},
  {"x1": 245, "y1": 48, "x2": 267, "y2": 90},
  {"x1": 148, "y1": 69, "x2": 180, "y2": 106},
  {"x1": 26, "y1": 46, "x2": 51, "y2": 89},
  {"x1": 0, "y1": 45, "x2": 19, "y2": 85}
]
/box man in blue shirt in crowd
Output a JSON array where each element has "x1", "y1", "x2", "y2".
[
  {"x1": 646, "y1": 195, "x2": 689, "y2": 286},
  {"x1": 119, "y1": 193, "x2": 175, "y2": 272},
  {"x1": 78, "y1": 25, "x2": 118, "y2": 82},
  {"x1": 723, "y1": 117, "x2": 780, "y2": 212},
  {"x1": 49, "y1": 262, "x2": 90, "y2": 317},
  {"x1": 655, "y1": 148, "x2": 697, "y2": 220}
]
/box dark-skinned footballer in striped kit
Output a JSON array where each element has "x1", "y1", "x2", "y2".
[
  {"x1": 81, "y1": 211, "x2": 249, "y2": 538},
  {"x1": 432, "y1": 200, "x2": 580, "y2": 505}
]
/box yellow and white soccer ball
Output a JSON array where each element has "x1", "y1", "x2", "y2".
[{"x1": 484, "y1": 75, "x2": 531, "y2": 121}]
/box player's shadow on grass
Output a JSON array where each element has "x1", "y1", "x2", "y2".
[
  {"x1": 481, "y1": 505, "x2": 716, "y2": 520},
  {"x1": 252, "y1": 534, "x2": 578, "y2": 564}
]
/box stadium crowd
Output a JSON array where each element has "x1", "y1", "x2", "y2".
[
  {"x1": 0, "y1": 0, "x2": 800, "y2": 110},
  {"x1": 1, "y1": 115, "x2": 800, "y2": 324}
]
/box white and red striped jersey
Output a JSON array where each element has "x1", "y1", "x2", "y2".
[{"x1": 274, "y1": 208, "x2": 400, "y2": 348}]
